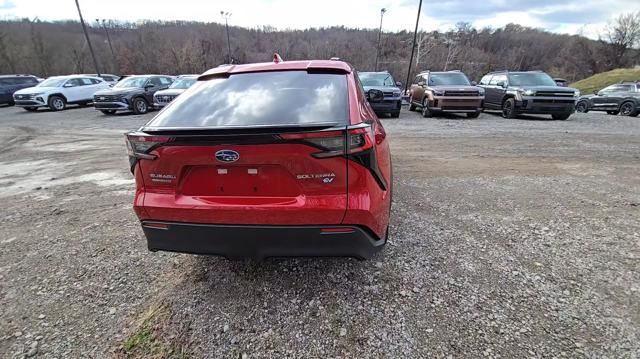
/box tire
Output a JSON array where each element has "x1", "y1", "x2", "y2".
[
  {"x1": 606, "y1": 110, "x2": 619, "y2": 115},
  {"x1": 390, "y1": 111, "x2": 400, "y2": 118},
  {"x1": 467, "y1": 111, "x2": 480, "y2": 118},
  {"x1": 24, "y1": 107, "x2": 38, "y2": 112},
  {"x1": 409, "y1": 103, "x2": 416, "y2": 111},
  {"x1": 619, "y1": 101, "x2": 638, "y2": 117},
  {"x1": 552, "y1": 113, "x2": 571, "y2": 121},
  {"x1": 48, "y1": 95, "x2": 66, "y2": 111},
  {"x1": 502, "y1": 98, "x2": 517, "y2": 119},
  {"x1": 101, "y1": 110, "x2": 116, "y2": 115},
  {"x1": 575, "y1": 100, "x2": 589, "y2": 113},
  {"x1": 132, "y1": 97, "x2": 148, "y2": 115},
  {"x1": 421, "y1": 98, "x2": 432, "y2": 118}
]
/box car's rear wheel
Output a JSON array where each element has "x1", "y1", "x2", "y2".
[
  {"x1": 421, "y1": 98, "x2": 432, "y2": 118},
  {"x1": 606, "y1": 110, "x2": 619, "y2": 115},
  {"x1": 575, "y1": 100, "x2": 589, "y2": 113},
  {"x1": 467, "y1": 111, "x2": 480, "y2": 118},
  {"x1": 48, "y1": 96, "x2": 66, "y2": 111},
  {"x1": 552, "y1": 113, "x2": 571, "y2": 121},
  {"x1": 620, "y1": 101, "x2": 638, "y2": 117},
  {"x1": 132, "y1": 98, "x2": 148, "y2": 114},
  {"x1": 502, "y1": 98, "x2": 517, "y2": 119},
  {"x1": 101, "y1": 110, "x2": 116, "y2": 115}
]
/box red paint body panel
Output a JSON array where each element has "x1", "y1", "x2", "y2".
[
  {"x1": 132, "y1": 60, "x2": 392, "y2": 251},
  {"x1": 137, "y1": 143, "x2": 348, "y2": 225}
]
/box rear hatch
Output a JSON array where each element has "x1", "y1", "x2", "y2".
[{"x1": 128, "y1": 70, "x2": 359, "y2": 225}]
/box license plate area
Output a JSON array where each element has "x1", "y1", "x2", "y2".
[{"x1": 179, "y1": 165, "x2": 301, "y2": 197}]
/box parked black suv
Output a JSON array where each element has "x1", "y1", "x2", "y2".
[
  {"x1": 93, "y1": 75, "x2": 174, "y2": 115},
  {"x1": 0, "y1": 75, "x2": 39, "y2": 106},
  {"x1": 478, "y1": 71, "x2": 579, "y2": 120},
  {"x1": 576, "y1": 81, "x2": 640, "y2": 117}
]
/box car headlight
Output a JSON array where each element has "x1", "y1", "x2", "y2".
[
  {"x1": 516, "y1": 89, "x2": 534, "y2": 96},
  {"x1": 393, "y1": 91, "x2": 401, "y2": 97},
  {"x1": 31, "y1": 92, "x2": 44, "y2": 96},
  {"x1": 433, "y1": 90, "x2": 444, "y2": 96},
  {"x1": 574, "y1": 90, "x2": 580, "y2": 98}
]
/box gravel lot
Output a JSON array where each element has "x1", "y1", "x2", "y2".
[{"x1": 0, "y1": 105, "x2": 638, "y2": 358}]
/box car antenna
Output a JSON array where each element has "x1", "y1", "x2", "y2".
[{"x1": 273, "y1": 53, "x2": 283, "y2": 63}]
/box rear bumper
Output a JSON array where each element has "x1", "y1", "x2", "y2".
[{"x1": 141, "y1": 221, "x2": 386, "y2": 260}]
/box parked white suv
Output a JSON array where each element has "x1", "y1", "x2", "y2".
[{"x1": 13, "y1": 75, "x2": 110, "y2": 111}]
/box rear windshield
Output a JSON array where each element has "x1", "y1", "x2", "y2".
[{"x1": 147, "y1": 71, "x2": 348, "y2": 128}]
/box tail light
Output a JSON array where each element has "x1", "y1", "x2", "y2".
[
  {"x1": 125, "y1": 132, "x2": 173, "y2": 172},
  {"x1": 126, "y1": 132, "x2": 173, "y2": 160},
  {"x1": 279, "y1": 123, "x2": 375, "y2": 158},
  {"x1": 280, "y1": 123, "x2": 387, "y2": 190}
]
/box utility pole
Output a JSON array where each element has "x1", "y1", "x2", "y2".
[
  {"x1": 220, "y1": 11, "x2": 232, "y2": 64},
  {"x1": 404, "y1": 0, "x2": 422, "y2": 94},
  {"x1": 98, "y1": 19, "x2": 118, "y2": 73},
  {"x1": 374, "y1": 8, "x2": 386, "y2": 71},
  {"x1": 75, "y1": 0, "x2": 100, "y2": 76}
]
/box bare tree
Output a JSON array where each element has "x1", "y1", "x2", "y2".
[{"x1": 602, "y1": 11, "x2": 640, "y2": 67}]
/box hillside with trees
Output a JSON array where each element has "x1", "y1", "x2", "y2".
[{"x1": 1, "y1": 13, "x2": 638, "y2": 85}]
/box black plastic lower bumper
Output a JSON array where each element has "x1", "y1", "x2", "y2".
[
  {"x1": 516, "y1": 99, "x2": 575, "y2": 114},
  {"x1": 371, "y1": 100, "x2": 401, "y2": 113},
  {"x1": 142, "y1": 221, "x2": 386, "y2": 260}
]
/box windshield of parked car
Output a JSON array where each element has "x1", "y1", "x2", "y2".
[
  {"x1": 359, "y1": 72, "x2": 395, "y2": 87},
  {"x1": 147, "y1": 71, "x2": 348, "y2": 128},
  {"x1": 169, "y1": 78, "x2": 197, "y2": 89},
  {"x1": 508, "y1": 73, "x2": 556, "y2": 86},
  {"x1": 428, "y1": 73, "x2": 471, "y2": 86},
  {"x1": 114, "y1": 77, "x2": 148, "y2": 88},
  {"x1": 37, "y1": 78, "x2": 66, "y2": 87}
]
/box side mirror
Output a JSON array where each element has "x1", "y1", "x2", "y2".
[
  {"x1": 594, "y1": 90, "x2": 599, "y2": 95},
  {"x1": 144, "y1": 85, "x2": 154, "y2": 91},
  {"x1": 471, "y1": 81, "x2": 478, "y2": 86},
  {"x1": 496, "y1": 81, "x2": 506, "y2": 88},
  {"x1": 63, "y1": 83, "x2": 73, "y2": 88},
  {"x1": 395, "y1": 81, "x2": 402, "y2": 87},
  {"x1": 417, "y1": 81, "x2": 425, "y2": 87},
  {"x1": 367, "y1": 89, "x2": 384, "y2": 103}
]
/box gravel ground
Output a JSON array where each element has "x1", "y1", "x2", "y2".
[{"x1": 0, "y1": 105, "x2": 638, "y2": 358}]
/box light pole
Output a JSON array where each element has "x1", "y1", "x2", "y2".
[
  {"x1": 97, "y1": 19, "x2": 117, "y2": 73},
  {"x1": 74, "y1": 0, "x2": 100, "y2": 76},
  {"x1": 374, "y1": 8, "x2": 386, "y2": 71},
  {"x1": 220, "y1": 11, "x2": 232, "y2": 64},
  {"x1": 404, "y1": 0, "x2": 422, "y2": 94}
]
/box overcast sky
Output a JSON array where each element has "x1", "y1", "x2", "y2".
[{"x1": 1, "y1": 0, "x2": 639, "y2": 39}]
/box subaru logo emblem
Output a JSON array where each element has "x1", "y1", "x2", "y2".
[{"x1": 215, "y1": 150, "x2": 239, "y2": 163}]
